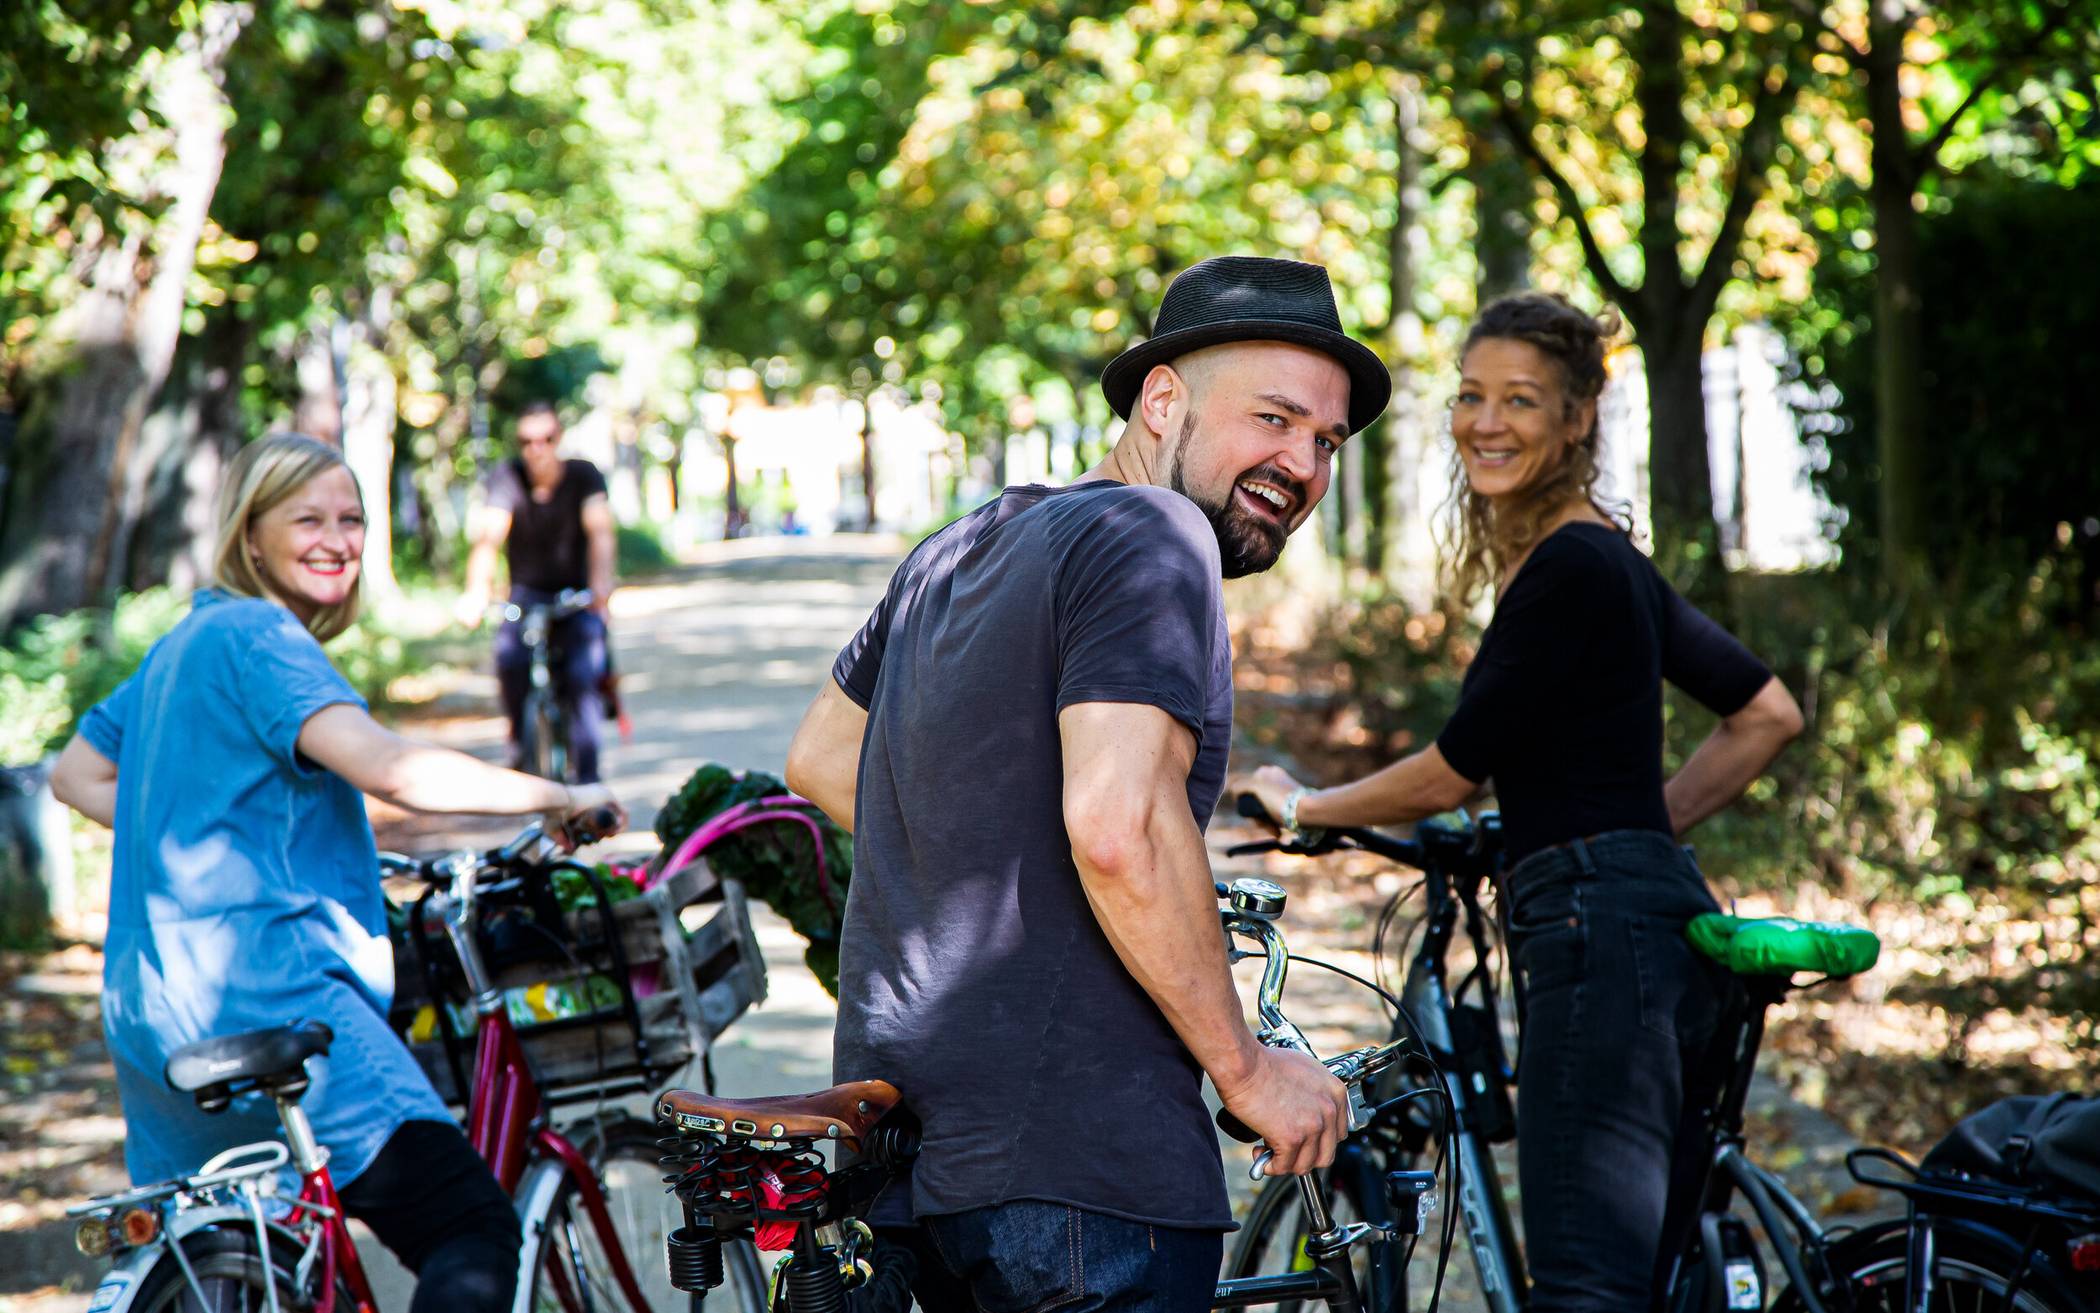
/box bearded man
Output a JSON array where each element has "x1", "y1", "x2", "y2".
[{"x1": 786, "y1": 256, "x2": 1391, "y2": 1311}]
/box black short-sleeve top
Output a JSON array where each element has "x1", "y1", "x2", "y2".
[
  {"x1": 483, "y1": 458, "x2": 607, "y2": 593},
  {"x1": 1435, "y1": 523, "x2": 1772, "y2": 860}
]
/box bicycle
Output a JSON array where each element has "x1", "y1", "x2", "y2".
[
  {"x1": 67, "y1": 814, "x2": 769, "y2": 1313},
  {"x1": 1781, "y1": 1148, "x2": 2100, "y2": 1313},
  {"x1": 1226, "y1": 804, "x2": 1894, "y2": 1313},
  {"x1": 502, "y1": 587, "x2": 597, "y2": 783},
  {"x1": 648, "y1": 872, "x2": 1461, "y2": 1313}
]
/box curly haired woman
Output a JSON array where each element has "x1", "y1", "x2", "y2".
[{"x1": 1236, "y1": 293, "x2": 1804, "y2": 1312}]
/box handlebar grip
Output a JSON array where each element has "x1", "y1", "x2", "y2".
[
  {"x1": 1215, "y1": 1108, "x2": 1260, "y2": 1144},
  {"x1": 564, "y1": 806, "x2": 621, "y2": 846},
  {"x1": 1236, "y1": 793, "x2": 1277, "y2": 825}
]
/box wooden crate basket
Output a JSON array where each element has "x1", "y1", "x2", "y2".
[{"x1": 389, "y1": 859, "x2": 767, "y2": 1105}]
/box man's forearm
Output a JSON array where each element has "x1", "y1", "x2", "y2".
[
  {"x1": 588, "y1": 528, "x2": 616, "y2": 605},
  {"x1": 1071, "y1": 806, "x2": 1261, "y2": 1096}
]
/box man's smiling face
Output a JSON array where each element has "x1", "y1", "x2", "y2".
[{"x1": 1154, "y1": 341, "x2": 1351, "y2": 577}]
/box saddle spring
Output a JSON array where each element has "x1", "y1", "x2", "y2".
[{"x1": 661, "y1": 1134, "x2": 830, "y2": 1218}]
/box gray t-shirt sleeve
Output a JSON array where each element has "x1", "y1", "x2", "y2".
[
  {"x1": 831, "y1": 577, "x2": 894, "y2": 710},
  {"x1": 1052, "y1": 486, "x2": 1223, "y2": 738}
]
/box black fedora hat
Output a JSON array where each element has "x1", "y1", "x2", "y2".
[{"x1": 1101, "y1": 256, "x2": 1391, "y2": 434}]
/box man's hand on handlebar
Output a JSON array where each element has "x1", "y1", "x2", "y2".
[
  {"x1": 1215, "y1": 1046, "x2": 1351, "y2": 1178},
  {"x1": 547, "y1": 783, "x2": 626, "y2": 850}
]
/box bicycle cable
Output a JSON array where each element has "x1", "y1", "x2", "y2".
[{"x1": 1288, "y1": 952, "x2": 1461, "y2": 1313}]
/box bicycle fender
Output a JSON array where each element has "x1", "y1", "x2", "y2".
[
  {"x1": 510, "y1": 1157, "x2": 569, "y2": 1313},
  {"x1": 83, "y1": 1209, "x2": 295, "y2": 1313},
  {"x1": 82, "y1": 1242, "x2": 164, "y2": 1313}
]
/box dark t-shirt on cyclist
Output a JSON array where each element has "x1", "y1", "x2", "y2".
[
  {"x1": 1435, "y1": 522, "x2": 1771, "y2": 861},
  {"x1": 831, "y1": 480, "x2": 1236, "y2": 1230},
  {"x1": 484, "y1": 457, "x2": 606, "y2": 593}
]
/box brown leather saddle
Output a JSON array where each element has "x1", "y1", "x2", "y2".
[{"x1": 657, "y1": 1079, "x2": 901, "y2": 1146}]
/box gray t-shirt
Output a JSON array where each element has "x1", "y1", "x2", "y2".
[{"x1": 831, "y1": 480, "x2": 1235, "y2": 1229}]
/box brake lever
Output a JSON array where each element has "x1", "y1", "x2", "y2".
[{"x1": 1224, "y1": 841, "x2": 1281, "y2": 857}]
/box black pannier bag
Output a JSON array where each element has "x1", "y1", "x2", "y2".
[{"x1": 1920, "y1": 1093, "x2": 2100, "y2": 1202}]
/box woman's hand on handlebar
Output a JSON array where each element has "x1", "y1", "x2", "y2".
[
  {"x1": 1215, "y1": 1046, "x2": 1350, "y2": 1177},
  {"x1": 1228, "y1": 765, "x2": 1312, "y2": 834},
  {"x1": 548, "y1": 783, "x2": 625, "y2": 850}
]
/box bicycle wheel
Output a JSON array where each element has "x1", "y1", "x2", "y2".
[
  {"x1": 526, "y1": 1117, "x2": 767, "y2": 1313},
  {"x1": 1228, "y1": 1169, "x2": 1392, "y2": 1313},
  {"x1": 520, "y1": 689, "x2": 563, "y2": 782},
  {"x1": 127, "y1": 1225, "x2": 353, "y2": 1313},
  {"x1": 1772, "y1": 1218, "x2": 2085, "y2": 1313}
]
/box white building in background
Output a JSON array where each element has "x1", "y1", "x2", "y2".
[{"x1": 674, "y1": 383, "x2": 955, "y2": 538}]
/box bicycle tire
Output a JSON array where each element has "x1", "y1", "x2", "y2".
[
  {"x1": 125, "y1": 1224, "x2": 354, "y2": 1313},
  {"x1": 1228, "y1": 1168, "x2": 1396, "y2": 1312},
  {"x1": 1771, "y1": 1217, "x2": 2087, "y2": 1313},
  {"x1": 526, "y1": 1117, "x2": 767, "y2": 1313},
  {"x1": 520, "y1": 689, "x2": 565, "y2": 783}
]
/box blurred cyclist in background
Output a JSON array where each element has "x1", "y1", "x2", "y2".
[{"x1": 457, "y1": 400, "x2": 617, "y2": 782}]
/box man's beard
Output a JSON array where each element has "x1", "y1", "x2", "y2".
[{"x1": 1166, "y1": 412, "x2": 1298, "y2": 579}]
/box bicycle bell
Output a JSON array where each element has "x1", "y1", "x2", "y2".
[{"x1": 1228, "y1": 877, "x2": 1287, "y2": 919}]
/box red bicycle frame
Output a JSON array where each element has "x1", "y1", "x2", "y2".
[
  {"x1": 283, "y1": 1161, "x2": 378, "y2": 1313},
  {"x1": 254, "y1": 968, "x2": 651, "y2": 1313}
]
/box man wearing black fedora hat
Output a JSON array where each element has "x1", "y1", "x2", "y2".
[{"x1": 785, "y1": 256, "x2": 1389, "y2": 1308}]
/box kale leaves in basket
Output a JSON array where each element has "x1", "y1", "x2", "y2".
[{"x1": 653, "y1": 762, "x2": 852, "y2": 995}]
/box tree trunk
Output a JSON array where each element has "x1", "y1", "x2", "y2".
[
  {"x1": 860, "y1": 398, "x2": 879, "y2": 531},
  {"x1": 1865, "y1": 10, "x2": 1926, "y2": 583},
  {"x1": 1642, "y1": 332, "x2": 1726, "y2": 607},
  {"x1": 1631, "y1": 2, "x2": 1726, "y2": 607},
  {"x1": 341, "y1": 302, "x2": 399, "y2": 605},
  {"x1": 0, "y1": 2, "x2": 248, "y2": 628},
  {"x1": 1470, "y1": 125, "x2": 1533, "y2": 303},
  {"x1": 721, "y1": 434, "x2": 743, "y2": 538},
  {"x1": 121, "y1": 313, "x2": 248, "y2": 593}
]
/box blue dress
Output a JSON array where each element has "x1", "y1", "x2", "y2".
[{"x1": 81, "y1": 589, "x2": 452, "y2": 1187}]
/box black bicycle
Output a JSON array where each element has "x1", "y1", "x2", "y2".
[
  {"x1": 650, "y1": 872, "x2": 1461, "y2": 1312},
  {"x1": 1791, "y1": 1148, "x2": 2100, "y2": 1313},
  {"x1": 1227, "y1": 805, "x2": 1912, "y2": 1313},
  {"x1": 501, "y1": 586, "x2": 595, "y2": 783}
]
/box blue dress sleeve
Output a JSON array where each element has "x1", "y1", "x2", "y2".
[
  {"x1": 79, "y1": 676, "x2": 141, "y2": 761},
  {"x1": 235, "y1": 612, "x2": 368, "y2": 772}
]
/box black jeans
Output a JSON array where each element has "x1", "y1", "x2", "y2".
[
  {"x1": 1506, "y1": 830, "x2": 1734, "y2": 1313},
  {"x1": 338, "y1": 1119, "x2": 521, "y2": 1313}
]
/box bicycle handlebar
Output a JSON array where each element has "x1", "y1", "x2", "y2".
[{"x1": 377, "y1": 808, "x2": 622, "y2": 889}]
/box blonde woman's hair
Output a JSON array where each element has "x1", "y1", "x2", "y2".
[
  {"x1": 212, "y1": 433, "x2": 364, "y2": 642},
  {"x1": 1437, "y1": 292, "x2": 1631, "y2": 612}
]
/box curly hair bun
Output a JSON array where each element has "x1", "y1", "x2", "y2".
[{"x1": 1464, "y1": 292, "x2": 1620, "y2": 403}]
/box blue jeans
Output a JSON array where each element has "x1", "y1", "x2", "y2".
[
  {"x1": 874, "y1": 1201, "x2": 1222, "y2": 1313},
  {"x1": 493, "y1": 589, "x2": 608, "y2": 783},
  {"x1": 1506, "y1": 830, "x2": 1735, "y2": 1313}
]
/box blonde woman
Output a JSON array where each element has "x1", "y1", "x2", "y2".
[
  {"x1": 51, "y1": 434, "x2": 622, "y2": 1313},
  {"x1": 1234, "y1": 294, "x2": 1804, "y2": 1313}
]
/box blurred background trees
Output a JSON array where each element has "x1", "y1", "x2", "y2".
[{"x1": 3, "y1": 0, "x2": 2099, "y2": 1044}]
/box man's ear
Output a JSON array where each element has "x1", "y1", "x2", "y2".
[{"x1": 1136, "y1": 363, "x2": 1185, "y2": 439}]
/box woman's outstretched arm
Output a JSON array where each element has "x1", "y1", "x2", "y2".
[{"x1": 296, "y1": 704, "x2": 618, "y2": 830}]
